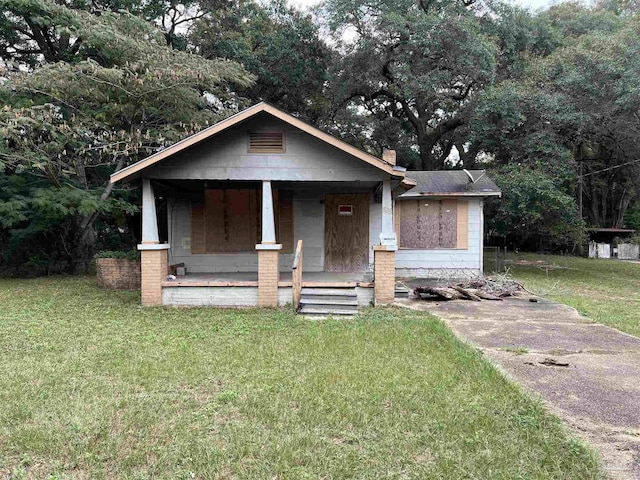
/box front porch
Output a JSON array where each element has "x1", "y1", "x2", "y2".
[
  {"x1": 140, "y1": 178, "x2": 398, "y2": 309},
  {"x1": 163, "y1": 271, "x2": 374, "y2": 288},
  {"x1": 161, "y1": 270, "x2": 377, "y2": 309}
]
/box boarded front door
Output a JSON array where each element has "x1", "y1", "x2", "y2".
[{"x1": 324, "y1": 193, "x2": 370, "y2": 272}]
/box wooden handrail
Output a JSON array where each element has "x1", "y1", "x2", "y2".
[{"x1": 292, "y1": 239, "x2": 303, "y2": 310}]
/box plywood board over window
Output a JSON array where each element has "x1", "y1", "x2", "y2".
[
  {"x1": 191, "y1": 188, "x2": 293, "y2": 253},
  {"x1": 396, "y1": 199, "x2": 468, "y2": 250}
]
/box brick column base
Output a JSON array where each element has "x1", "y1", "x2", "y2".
[
  {"x1": 257, "y1": 248, "x2": 280, "y2": 307},
  {"x1": 374, "y1": 247, "x2": 396, "y2": 305},
  {"x1": 140, "y1": 247, "x2": 168, "y2": 306}
]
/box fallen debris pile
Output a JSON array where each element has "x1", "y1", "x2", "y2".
[{"x1": 413, "y1": 276, "x2": 530, "y2": 301}]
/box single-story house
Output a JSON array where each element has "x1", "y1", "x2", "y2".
[{"x1": 110, "y1": 102, "x2": 500, "y2": 313}]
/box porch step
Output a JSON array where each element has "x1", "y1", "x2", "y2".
[
  {"x1": 300, "y1": 298, "x2": 358, "y2": 307},
  {"x1": 298, "y1": 286, "x2": 359, "y2": 316},
  {"x1": 300, "y1": 287, "x2": 357, "y2": 297},
  {"x1": 395, "y1": 285, "x2": 410, "y2": 298},
  {"x1": 298, "y1": 306, "x2": 358, "y2": 316}
]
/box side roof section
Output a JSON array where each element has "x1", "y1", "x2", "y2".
[{"x1": 399, "y1": 170, "x2": 501, "y2": 198}]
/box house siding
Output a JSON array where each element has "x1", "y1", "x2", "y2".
[
  {"x1": 168, "y1": 192, "x2": 385, "y2": 273},
  {"x1": 395, "y1": 198, "x2": 483, "y2": 278},
  {"x1": 146, "y1": 115, "x2": 387, "y2": 182},
  {"x1": 369, "y1": 199, "x2": 381, "y2": 268}
]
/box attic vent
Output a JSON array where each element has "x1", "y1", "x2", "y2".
[{"x1": 248, "y1": 131, "x2": 285, "y2": 153}]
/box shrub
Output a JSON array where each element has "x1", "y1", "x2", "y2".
[{"x1": 95, "y1": 250, "x2": 139, "y2": 260}]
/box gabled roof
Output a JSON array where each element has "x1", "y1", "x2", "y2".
[
  {"x1": 110, "y1": 102, "x2": 407, "y2": 184},
  {"x1": 399, "y1": 170, "x2": 501, "y2": 198}
]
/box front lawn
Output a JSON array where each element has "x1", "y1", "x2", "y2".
[
  {"x1": 509, "y1": 253, "x2": 640, "y2": 337},
  {"x1": 0, "y1": 277, "x2": 602, "y2": 479}
]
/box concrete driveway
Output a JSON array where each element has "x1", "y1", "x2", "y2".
[{"x1": 396, "y1": 296, "x2": 640, "y2": 479}]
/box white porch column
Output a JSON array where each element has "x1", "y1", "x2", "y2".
[
  {"x1": 375, "y1": 178, "x2": 397, "y2": 305},
  {"x1": 261, "y1": 180, "x2": 277, "y2": 244},
  {"x1": 141, "y1": 178, "x2": 159, "y2": 244},
  {"x1": 379, "y1": 179, "x2": 397, "y2": 248},
  {"x1": 256, "y1": 180, "x2": 281, "y2": 307},
  {"x1": 138, "y1": 178, "x2": 169, "y2": 306}
]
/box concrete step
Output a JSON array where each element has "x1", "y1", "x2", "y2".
[
  {"x1": 298, "y1": 287, "x2": 359, "y2": 316},
  {"x1": 299, "y1": 306, "x2": 358, "y2": 316},
  {"x1": 300, "y1": 298, "x2": 358, "y2": 307},
  {"x1": 395, "y1": 285, "x2": 410, "y2": 298},
  {"x1": 300, "y1": 287, "x2": 357, "y2": 297}
]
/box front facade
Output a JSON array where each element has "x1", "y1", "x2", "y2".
[{"x1": 110, "y1": 103, "x2": 500, "y2": 309}]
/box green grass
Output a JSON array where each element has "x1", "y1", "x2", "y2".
[
  {"x1": 508, "y1": 253, "x2": 640, "y2": 337},
  {"x1": 0, "y1": 277, "x2": 603, "y2": 479}
]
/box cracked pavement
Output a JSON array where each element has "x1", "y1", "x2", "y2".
[{"x1": 396, "y1": 296, "x2": 640, "y2": 479}]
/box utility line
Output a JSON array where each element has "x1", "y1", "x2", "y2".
[
  {"x1": 579, "y1": 158, "x2": 640, "y2": 177},
  {"x1": 577, "y1": 158, "x2": 640, "y2": 220}
]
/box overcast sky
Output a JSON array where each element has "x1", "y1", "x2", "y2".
[{"x1": 288, "y1": 0, "x2": 554, "y2": 13}]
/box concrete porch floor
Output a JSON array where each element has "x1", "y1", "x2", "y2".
[{"x1": 163, "y1": 271, "x2": 374, "y2": 288}]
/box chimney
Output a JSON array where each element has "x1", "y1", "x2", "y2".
[{"x1": 382, "y1": 149, "x2": 396, "y2": 165}]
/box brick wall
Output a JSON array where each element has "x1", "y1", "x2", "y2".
[
  {"x1": 141, "y1": 249, "x2": 168, "y2": 306},
  {"x1": 374, "y1": 249, "x2": 396, "y2": 305},
  {"x1": 96, "y1": 258, "x2": 141, "y2": 290},
  {"x1": 258, "y1": 250, "x2": 279, "y2": 307}
]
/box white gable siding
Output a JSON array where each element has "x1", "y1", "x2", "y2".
[
  {"x1": 147, "y1": 115, "x2": 388, "y2": 182},
  {"x1": 395, "y1": 198, "x2": 484, "y2": 278}
]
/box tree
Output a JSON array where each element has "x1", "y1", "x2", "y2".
[
  {"x1": 0, "y1": 0, "x2": 208, "y2": 65},
  {"x1": 191, "y1": 0, "x2": 332, "y2": 121},
  {"x1": 0, "y1": 2, "x2": 254, "y2": 273},
  {"x1": 488, "y1": 166, "x2": 585, "y2": 251},
  {"x1": 321, "y1": 0, "x2": 500, "y2": 170},
  {"x1": 473, "y1": 6, "x2": 640, "y2": 230}
]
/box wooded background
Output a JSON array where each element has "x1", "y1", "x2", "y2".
[{"x1": 1, "y1": 0, "x2": 639, "y2": 274}]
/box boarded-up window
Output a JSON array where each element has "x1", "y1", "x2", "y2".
[
  {"x1": 191, "y1": 189, "x2": 293, "y2": 253},
  {"x1": 248, "y1": 131, "x2": 285, "y2": 153},
  {"x1": 396, "y1": 199, "x2": 461, "y2": 249}
]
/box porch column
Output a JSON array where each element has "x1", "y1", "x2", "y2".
[
  {"x1": 141, "y1": 178, "x2": 159, "y2": 244},
  {"x1": 374, "y1": 178, "x2": 397, "y2": 305},
  {"x1": 137, "y1": 179, "x2": 169, "y2": 306},
  {"x1": 256, "y1": 180, "x2": 281, "y2": 307},
  {"x1": 379, "y1": 179, "x2": 397, "y2": 247}
]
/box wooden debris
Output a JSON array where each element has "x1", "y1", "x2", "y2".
[
  {"x1": 473, "y1": 290, "x2": 503, "y2": 301},
  {"x1": 413, "y1": 286, "x2": 462, "y2": 300},
  {"x1": 451, "y1": 285, "x2": 482, "y2": 302},
  {"x1": 413, "y1": 274, "x2": 531, "y2": 302}
]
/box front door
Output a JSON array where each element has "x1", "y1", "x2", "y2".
[{"x1": 324, "y1": 193, "x2": 370, "y2": 272}]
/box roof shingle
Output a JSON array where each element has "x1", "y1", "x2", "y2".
[{"x1": 399, "y1": 170, "x2": 501, "y2": 198}]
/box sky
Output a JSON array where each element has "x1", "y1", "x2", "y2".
[{"x1": 288, "y1": 0, "x2": 554, "y2": 12}]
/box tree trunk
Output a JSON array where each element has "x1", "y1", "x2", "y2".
[
  {"x1": 458, "y1": 141, "x2": 480, "y2": 169},
  {"x1": 72, "y1": 157, "x2": 126, "y2": 273},
  {"x1": 614, "y1": 188, "x2": 632, "y2": 228},
  {"x1": 418, "y1": 136, "x2": 439, "y2": 170}
]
